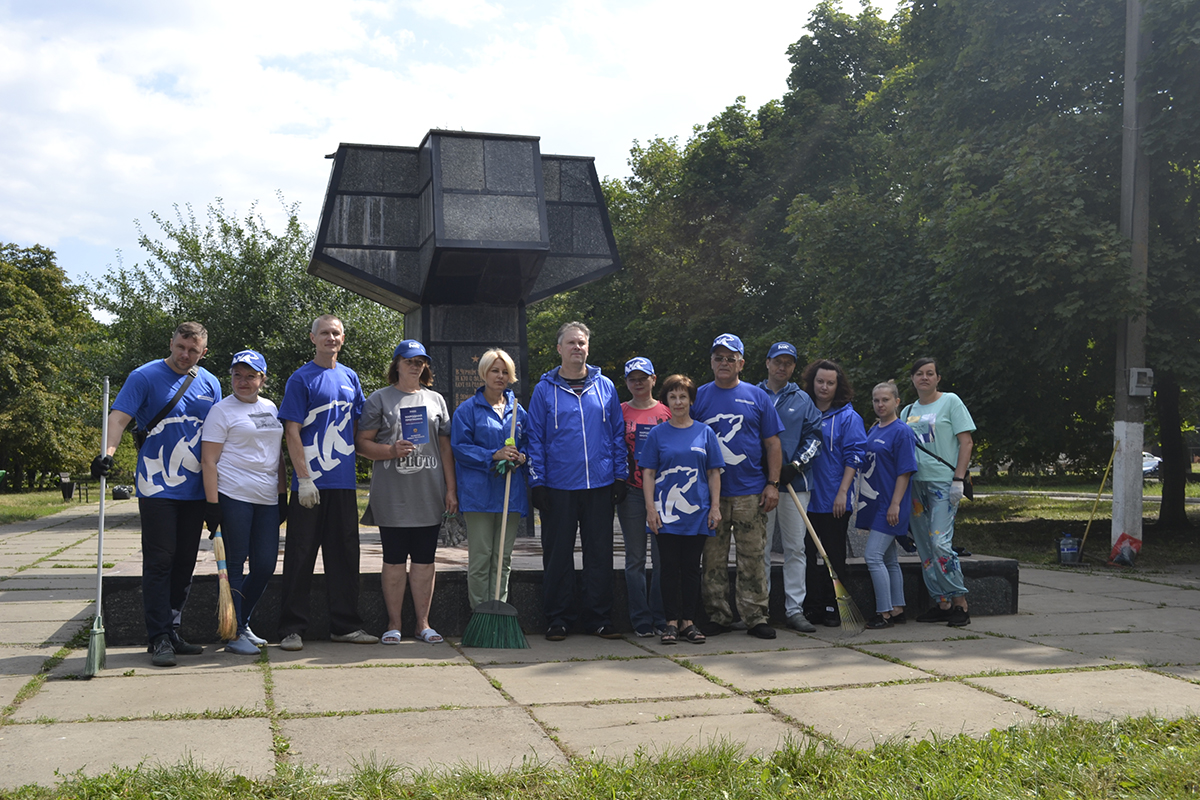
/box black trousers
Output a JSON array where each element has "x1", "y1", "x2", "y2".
[
  {"x1": 803, "y1": 510, "x2": 850, "y2": 616},
  {"x1": 656, "y1": 532, "x2": 706, "y2": 622},
  {"x1": 539, "y1": 486, "x2": 614, "y2": 631},
  {"x1": 139, "y1": 497, "x2": 205, "y2": 643},
  {"x1": 277, "y1": 489, "x2": 364, "y2": 638}
]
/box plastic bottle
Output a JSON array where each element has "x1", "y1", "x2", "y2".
[{"x1": 1058, "y1": 532, "x2": 1080, "y2": 564}]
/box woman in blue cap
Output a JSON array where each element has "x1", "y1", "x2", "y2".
[
  {"x1": 356, "y1": 340, "x2": 458, "y2": 644},
  {"x1": 201, "y1": 349, "x2": 287, "y2": 655}
]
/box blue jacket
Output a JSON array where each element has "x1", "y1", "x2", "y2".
[
  {"x1": 451, "y1": 387, "x2": 529, "y2": 516},
  {"x1": 527, "y1": 365, "x2": 626, "y2": 490},
  {"x1": 809, "y1": 402, "x2": 866, "y2": 513},
  {"x1": 757, "y1": 380, "x2": 822, "y2": 493}
]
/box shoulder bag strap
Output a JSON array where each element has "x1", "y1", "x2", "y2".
[{"x1": 143, "y1": 367, "x2": 198, "y2": 434}]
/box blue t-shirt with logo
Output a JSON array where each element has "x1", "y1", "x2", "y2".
[
  {"x1": 692, "y1": 381, "x2": 784, "y2": 497},
  {"x1": 858, "y1": 419, "x2": 919, "y2": 536},
  {"x1": 639, "y1": 421, "x2": 725, "y2": 537},
  {"x1": 278, "y1": 361, "x2": 365, "y2": 490},
  {"x1": 111, "y1": 360, "x2": 221, "y2": 500}
]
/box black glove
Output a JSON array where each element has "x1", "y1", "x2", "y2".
[
  {"x1": 897, "y1": 535, "x2": 917, "y2": 554},
  {"x1": 779, "y1": 460, "x2": 800, "y2": 488},
  {"x1": 531, "y1": 486, "x2": 550, "y2": 514},
  {"x1": 611, "y1": 481, "x2": 629, "y2": 505},
  {"x1": 278, "y1": 492, "x2": 288, "y2": 525},
  {"x1": 205, "y1": 502, "x2": 222, "y2": 534},
  {"x1": 90, "y1": 454, "x2": 114, "y2": 479}
]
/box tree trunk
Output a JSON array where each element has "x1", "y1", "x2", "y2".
[{"x1": 1154, "y1": 371, "x2": 1191, "y2": 529}]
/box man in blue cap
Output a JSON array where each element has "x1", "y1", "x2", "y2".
[
  {"x1": 759, "y1": 342, "x2": 822, "y2": 633},
  {"x1": 276, "y1": 314, "x2": 376, "y2": 650},
  {"x1": 693, "y1": 334, "x2": 784, "y2": 639}
]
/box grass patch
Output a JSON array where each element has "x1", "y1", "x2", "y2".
[
  {"x1": 0, "y1": 490, "x2": 89, "y2": 525},
  {"x1": 8, "y1": 715, "x2": 1200, "y2": 798}
]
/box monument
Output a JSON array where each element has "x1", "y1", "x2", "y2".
[{"x1": 307, "y1": 130, "x2": 622, "y2": 410}]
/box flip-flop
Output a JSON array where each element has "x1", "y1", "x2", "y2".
[
  {"x1": 415, "y1": 628, "x2": 443, "y2": 644},
  {"x1": 381, "y1": 629, "x2": 402, "y2": 645}
]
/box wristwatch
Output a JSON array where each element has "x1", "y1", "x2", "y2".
[{"x1": 767, "y1": 480, "x2": 780, "y2": 488}]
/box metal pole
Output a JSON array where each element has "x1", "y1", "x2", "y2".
[{"x1": 1113, "y1": 0, "x2": 1151, "y2": 552}]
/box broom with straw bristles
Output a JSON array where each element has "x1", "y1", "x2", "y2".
[
  {"x1": 462, "y1": 402, "x2": 530, "y2": 649},
  {"x1": 212, "y1": 528, "x2": 237, "y2": 641},
  {"x1": 787, "y1": 485, "x2": 866, "y2": 636},
  {"x1": 85, "y1": 377, "x2": 110, "y2": 678}
]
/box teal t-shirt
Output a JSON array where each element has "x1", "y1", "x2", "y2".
[{"x1": 904, "y1": 393, "x2": 975, "y2": 482}]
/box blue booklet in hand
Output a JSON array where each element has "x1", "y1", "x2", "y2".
[
  {"x1": 634, "y1": 424, "x2": 655, "y2": 461},
  {"x1": 400, "y1": 406, "x2": 430, "y2": 445}
]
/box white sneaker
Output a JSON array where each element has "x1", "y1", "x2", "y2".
[
  {"x1": 240, "y1": 626, "x2": 267, "y2": 646},
  {"x1": 280, "y1": 633, "x2": 303, "y2": 651}
]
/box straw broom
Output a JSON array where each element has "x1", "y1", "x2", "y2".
[
  {"x1": 787, "y1": 485, "x2": 866, "y2": 636},
  {"x1": 212, "y1": 528, "x2": 237, "y2": 641},
  {"x1": 85, "y1": 377, "x2": 110, "y2": 678},
  {"x1": 462, "y1": 402, "x2": 530, "y2": 649}
]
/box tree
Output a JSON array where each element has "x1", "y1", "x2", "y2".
[{"x1": 0, "y1": 244, "x2": 105, "y2": 489}]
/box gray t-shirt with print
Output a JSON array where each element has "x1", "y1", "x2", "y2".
[{"x1": 360, "y1": 386, "x2": 451, "y2": 528}]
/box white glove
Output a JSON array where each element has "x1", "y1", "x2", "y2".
[
  {"x1": 948, "y1": 480, "x2": 964, "y2": 505},
  {"x1": 298, "y1": 477, "x2": 320, "y2": 508}
]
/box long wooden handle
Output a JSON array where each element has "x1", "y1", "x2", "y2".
[{"x1": 493, "y1": 400, "x2": 519, "y2": 601}]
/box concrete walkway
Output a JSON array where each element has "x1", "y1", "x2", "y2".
[{"x1": 2, "y1": 503, "x2": 1200, "y2": 790}]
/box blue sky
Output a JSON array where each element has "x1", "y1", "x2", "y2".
[{"x1": 0, "y1": 0, "x2": 896, "y2": 288}]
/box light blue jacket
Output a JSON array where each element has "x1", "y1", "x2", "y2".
[
  {"x1": 758, "y1": 380, "x2": 822, "y2": 493},
  {"x1": 527, "y1": 365, "x2": 626, "y2": 490},
  {"x1": 451, "y1": 388, "x2": 529, "y2": 516}
]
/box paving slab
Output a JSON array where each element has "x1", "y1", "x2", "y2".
[
  {"x1": 272, "y1": 663, "x2": 505, "y2": 714},
  {"x1": 0, "y1": 588, "x2": 94, "y2": 603},
  {"x1": 0, "y1": 600, "x2": 91, "y2": 624},
  {"x1": 635, "y1": 629, "x2": 827, "y2": 656},
  {"x1": 972, "y1": 668, "x2": 1200, "y2": 720},
  {"x1": 269, "y1": 639, "x2": 469, "y2": 667},
  {"x1": 283, "y1": 706, "x2": 565, "y2": 776},
  {"x1": 1032, "y1": 631, "x2": 1200, "y2": 666},
  {"x1": 858, "y1": 636, "x2": 1114, "y2": 676},
  {"x1": 769, "y1": 681, "x2": 1039, "y2": 749},
  {"x1": 0, "y1": 718, "x2": 275, "y2": 790},
  {"x1": 1018, "y1": 591, "x2": 1153, "y2": 614},
  {"x1": 14, "y1": 670, "x2": 267, "y2": 721},
  {"x1": 486, "y1": 657, "x2": 727, "y2": 705},
  {"x1": 1019, "y1": 570, "x2": 1149, "y2": 594},
  {"x1": 0, "y1": 619, "x2": 83, "y2": 645},
  {"x1": 1160, "y1": 665, "x2": 1200, "y2": 683},
  {"x1": 458, "y1": 634, "x2": 651, "y2": 664},
  {"x1": 533, "y1": 696, "x2": 804, "y2": 760},
  {"x1": 0, "y1": 576, "x2": 92, "y2": 591},
  {"x1": 0, "y1": 645, "x2": 61, "y2": 675},
  {"x1": 970, "y1": 606, "x2": 1200, "y2": 638},
  {"x1": 837, "y1": 624, "x2": 992, "y2": 645},
  {"x1": 1101, "y1": 586, "x2": 1200, "y2": 609},
  {"x1": 50, "y1": 645, "x2": 264, "y2": 678},
  {"x1": 0, "y1": 674, "x2": 29, "y2": 706},
  {"x1": 689, "y1": 646, "x2": 928, "y2": 693}
]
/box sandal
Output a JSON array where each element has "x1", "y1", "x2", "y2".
[
  {"x1": 679, "y1": 624, "x2": 706, "y2": 644},
  {"x1": 660, "y1": 624, "x2": 678, "y2": 645},
  {"x1": 415, "y1": 628, "x2": 443, "y2": 644},
  {"x1": 381, "y1": 629, "x2": 402, "y2": 645}
]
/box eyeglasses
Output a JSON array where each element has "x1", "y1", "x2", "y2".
[{"x1": 712, "y1": 355, "x2": 740, "y2": 364}]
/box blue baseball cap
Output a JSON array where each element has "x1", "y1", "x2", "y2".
[
  {"x1": 230, "y1": 349, "x2": 267, "y2": 373},
  {"x1": 393, "y1": 339, "x2": 431, "y2": 364},
  {"x1": 624, "y1": 356, "x2": 655, "y2": 377},
  {"x1": 767, "y1": 342, "x2": 798, "y2": 360},
  {"x1": 711, "y1": 333, "x2": 744, "y2": 355}
]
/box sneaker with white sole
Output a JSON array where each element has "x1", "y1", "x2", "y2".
[
  {"x1": 240, "y1": 626, "x2": 267, "y2": 646},
  {"x1": 225, "y1": 634, "x2": 261, "y2": 655},
  {"x1": 331, "y1": 629, "x2": 380, "y2": 644},
  {"x1": 280, "y1": 633, "x2": 303, "y2": 651}
]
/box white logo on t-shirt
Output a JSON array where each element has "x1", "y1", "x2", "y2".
[
  {"x1": 704, "y1": 413, "x2": 746, "y2": 465},
  {"x1": 656, "y1": 465, "x2": 701, "y2": 523}
]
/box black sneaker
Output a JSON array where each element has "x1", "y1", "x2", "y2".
[
  {"x1": 545, "y1": 625, "x2": 568, "y2": 641},
  {"x1": 946, "y1": 607, "x2": 971, "y2": 627},
  {"x1": 169, "y1": 632, "x2": 204, "y2": 655},
  {"x1": 151, "y1": 635, "x2": 176, "y2": 667},
  {"x1": 866, "y1": 614, "x2": 894, "y2": 630},
  {"x1": 700, "y1": 621, "x2": 733, "y2": 636},
  {"x1": 591, "y1": 624, "x2": 622, "y2": 639},
  {"x1": 748, "y1": 623, "x2": 776, "y2": 639},
  {"x1": 916, "y1": 606, "x2": 952, "y2": 623},
  {"x1": 823, "y1": 607, "x2": 841, "y2": 628}
]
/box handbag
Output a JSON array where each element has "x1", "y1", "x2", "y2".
[
  {"x1": 903, "y1": 403, "x2": 974, "y2": 500},
  {"x1": 133, "y1": 367, "x2": 198, "y2": 451}
]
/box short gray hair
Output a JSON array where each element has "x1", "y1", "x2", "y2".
[{"x1": 556, "y1": 321, "x2": 590, "y2": 345}]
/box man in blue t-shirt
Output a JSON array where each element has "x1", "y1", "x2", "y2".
[
  {"x1": 276, "y1": 315, "x2": 375, "y2": 651},
  {"x1": 692, "y1": 334, "x2": 784, "y2": 639},
  {"x1": 91, "y1": 322, "x2": 222, "y2": 667}
]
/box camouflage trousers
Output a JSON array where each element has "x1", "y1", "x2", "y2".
[{"x1": 701, "y1": 495, "x2": 769, "y2": 628}]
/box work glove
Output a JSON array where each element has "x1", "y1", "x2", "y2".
[
  {"x1": 779, "y1": 460, "x2": 801, "y2": 488},
  {"x1": 90, "y1": 454, "x2": 114, "y2": 479},
  {"x1": 611, "y1": 481, "x2": 628, "y2": 506},
  {"x1": 298, "y1": 477, "x2": 320, "y2": 508},
  {"x1": 205, "y1": 502, "x2": 222, "y2": 533},
  {"x1": 948, "y1": 479, "x2": 964, "y2": 505},
  {"x1": 531, "y1": 486, "x2": 550, "y2": 514},
  {"x1": 278, "y1": 492, "x2": 288, "y2": 525}
]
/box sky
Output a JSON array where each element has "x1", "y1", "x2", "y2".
[{"x1": 0, "y1": 0, "x2": 897, "y2": 289}]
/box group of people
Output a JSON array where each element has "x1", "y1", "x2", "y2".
[{"x1": 91, "y1": 315, "x2": 975, "y2": 666}]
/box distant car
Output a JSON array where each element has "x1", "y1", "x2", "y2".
[{"x1": 1143, "y1": 452, "x2": 1162, "y2": 478}]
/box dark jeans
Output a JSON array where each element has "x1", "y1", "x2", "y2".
[
  {"x1": 139, "y1": 496, "x2": 205, "y2": 644},
  {"x1": 615, "y1": 489, "x2": 665, "y2": 630},
  {"x1": 277, "y1": 488, "x2": 364, "y2": 638},
  {"x1": 218, "y1": 494, "x2": 280, "y2": 632},
  {"x1": 540, "y1": 486, "x2": 614, "y2": 631},
  {"x1": 804, "y1": 510, "x2": 850, "y2": 616},
  {"x1": 656, "y1": 532, "x2": 706, "y2": 622}
]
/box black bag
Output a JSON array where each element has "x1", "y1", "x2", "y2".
[{"x1": 133, "y1": 368, "x2": 197, "y2": 451}]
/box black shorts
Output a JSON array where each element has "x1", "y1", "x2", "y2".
[{"x1": 379, "y1": 524, "x2": 440, "y2": 565}]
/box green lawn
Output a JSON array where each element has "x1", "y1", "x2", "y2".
[{"x1": 0, "y1": 490, "x2": 96, "y2": 526}]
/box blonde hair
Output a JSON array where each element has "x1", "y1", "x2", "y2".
[
  {"x1": 478, "y1": 349, "x2": 517, "y2": 384},
  {"x1": 872, "y1": 380, "x2": 901, "y2": 400}
]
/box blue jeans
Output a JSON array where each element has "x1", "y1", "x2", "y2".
[
  {"x1": 138, "y1": 497, "x2": 205, "y2": 644},
  {"x1": 615, "y1": 490, "x2": 665, "y2": 630},
  {"x1": 864, "y1": 530, "x2": 905, "y2": 614},
  {"x1": 219, "y1": 494, "x2": 280, "y2": 631},
  {"x1": 910, "y1": 479, "x2": 968, "y2": 602}
]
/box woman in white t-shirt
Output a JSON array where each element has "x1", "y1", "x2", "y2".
[{"x1": 201, "y1": 350, "x2": 287, "y2": 655}]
